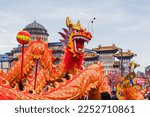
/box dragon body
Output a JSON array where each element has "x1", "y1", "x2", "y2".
[{"x1": 0, "y1": 17, "x2": 110, "y2": 100}]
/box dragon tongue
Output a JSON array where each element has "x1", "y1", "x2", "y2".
[{"x1": 76, "y1": 39, "x2": 84, "y2": 49}]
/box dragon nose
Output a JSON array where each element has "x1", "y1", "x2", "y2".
[{"x1": 85, "y1": 32, "x2": 92, "y2": 38}]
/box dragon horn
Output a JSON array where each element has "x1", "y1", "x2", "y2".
[
  {"x1": 75, "y1": 20, "x2": 84, "y2": 30},
  {"x1": 58, "y1": 32, "x2": 66, "y2": 39},
  {"x1": 66, "y1": 16, "x2": 73, "y2": 28},
  {"x1": 76, "y1": 20, "x2": 81, "y2": 27}
]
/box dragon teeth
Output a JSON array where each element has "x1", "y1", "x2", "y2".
[{"x1": 73, "y1": 36, "x2": 89, "y2": 42}]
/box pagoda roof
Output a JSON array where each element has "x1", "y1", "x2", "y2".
[
  {"x1": 23, "y1": 20, "x2": 49, "y2": 36},
  {"x1": 48, "y1": 42, "x2": 63, "y2": 47},
  {"x1": 114, "y1": 50, "x2": 137, "y2": 59},
  {"x1": 0, "y1": 54, "x2": 14, "y2": 62},
  {"x1": 85, "y1": 52, "x2": 97, "y2": 58},
  {"x1": 92, "y1": 44, "x2": 119, "y2": 54},
  {"x1": 113, "y1": 61, "x2": 139, "y2": 68},
  {"x1": 84, "y1": 49, "x2": 98, "y2": 61}
]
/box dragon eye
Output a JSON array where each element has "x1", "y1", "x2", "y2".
[{"x1": 75, "y1": 30, "x2": 79, "y2": 33}]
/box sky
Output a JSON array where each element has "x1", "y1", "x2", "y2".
[{"x1": 0, "y1": 0, "x2": 150, "y2": 72}]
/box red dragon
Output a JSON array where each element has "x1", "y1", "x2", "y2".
[{"x1": 0, "y1": 17, "x2": 110, "y2": 100}]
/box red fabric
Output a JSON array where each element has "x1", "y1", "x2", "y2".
[{"x1": 64, "y1": 48, "x2": 84, "y2": 72}]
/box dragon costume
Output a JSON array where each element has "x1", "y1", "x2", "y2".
[
  {"x1": 0, "y1": 17, "x2": 110, "y2": 100},
  {"x1": 116, "y1": 72, "x2": 146, "y2": 100}
]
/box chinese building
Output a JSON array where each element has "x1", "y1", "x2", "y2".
[
  {"x1": 23, "y1": 20, "x2": 49, "y2": 42},
  {"x1": 84, "y1": 49, "x2": 98, "y2": 66},
  {"x1": 114, "y1": 50, "x2": 137, "y2": 76},
  {"x1": 0, "y1": 54, "x2": 14, "y2": 73},
  {"x1": 92, "y1": 44, "x2": 119, "y2": 75},
  {"x1": 48, "y1": 42, "x2": 64, "y2": 64}
]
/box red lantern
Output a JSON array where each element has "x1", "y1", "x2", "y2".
[
  {"x1": 16, "y1": 31, "x2": 31, "y2": 44},
  {"x1": 16, "y1": 30, "x2": 31, "y2": 91}
]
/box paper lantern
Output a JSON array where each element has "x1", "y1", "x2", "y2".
[{"x1": 16, "y1": 31, "x2": 31, "y2": 44}]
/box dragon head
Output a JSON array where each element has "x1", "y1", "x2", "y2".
[{"x1": 59, "y1": 17, "x2": 92, "y2": 56}]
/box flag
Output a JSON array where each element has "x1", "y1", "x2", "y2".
[{"x1": 131, "y1": 60, "x2": 135, "y2": 72}]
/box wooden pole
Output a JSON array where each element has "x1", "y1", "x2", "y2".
[
  {"x1": 120, "y1": 49, "x2": 123, "y2": 77},
  {"x1": 21, "y1": 44, "x2": 24, "y2": 80},
  {"x1": 34, "y1": 59, "x2": 39, "y2": 90},
  {"x1": 19, "y1": 44, "x2": 24, "y2": 91}
]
